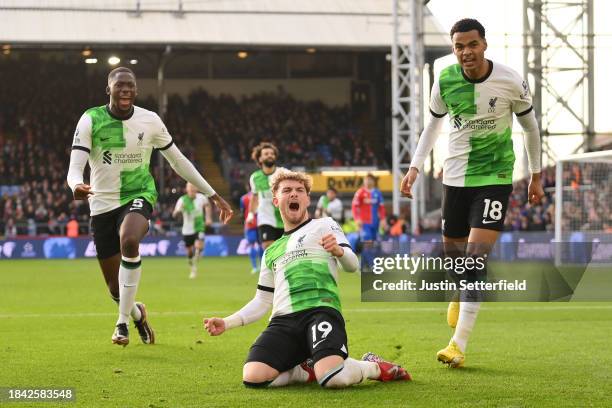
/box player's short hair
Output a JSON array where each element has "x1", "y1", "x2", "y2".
[
  {"x1": 327, "y1": 187, "x2": 337, "y2": 194},
  {"x1": 270, "y1": 169, "x2": 313, "y2": 195},
  {"x1": 251, "y1": 142, "x2": 279, "y2": 166},
  {"x1": 108, "y1": 67, "x2": 136, "y2": 83},
  {"x1": 450, "y1": 18, "x2": 485, "y2": 39}
]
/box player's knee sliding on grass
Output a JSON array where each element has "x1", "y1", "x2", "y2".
[
  {"x1": 204, "y1": 170, "x2": 411, "y2": 387},
  {"x1": 241, "y1": 354, "x2": 408, "y2": 389},
  {"x1": 67, "y1": 67, "x2": 233, "y2": 347}
]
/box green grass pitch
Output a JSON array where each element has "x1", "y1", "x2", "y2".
[{"x1": 1, "y1": 257, "x2": 610, "y2": 407}]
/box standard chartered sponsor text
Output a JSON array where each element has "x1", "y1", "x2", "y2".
[{"x1": 114, "y1": 153, "x2": 143, "y2": 164}]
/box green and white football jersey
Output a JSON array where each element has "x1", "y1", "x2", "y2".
[
  {"x1": 72, "y1": 105, "x2": 173, "y2": 216},
  {"x1": 430, "y1": 60, "x2": 532, "y2": 187},
  {"x1": 258, "y1": 217, "x2": 352, "y2": 318},
  {"x1": 174, "y1": 193, "x2": 209, "y2": 235},
  {"x1": 249, "y1": 167, "x2": 285, "y2": 229}
]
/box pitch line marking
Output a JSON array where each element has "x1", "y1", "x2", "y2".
[{"x1": 1, "y1": 305, "x2": 612, "y2": 319}]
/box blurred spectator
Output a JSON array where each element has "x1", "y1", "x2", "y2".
[
  {"x1": 66, "y1": 217, "x2": 79, "y2": 237},
  {"x1": 315, "y1": 188, "x2": 344, "y2": 223}
]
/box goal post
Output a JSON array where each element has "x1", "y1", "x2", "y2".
[{"x1": 554, "y1": 150, "x2": 612, "y2": 245}]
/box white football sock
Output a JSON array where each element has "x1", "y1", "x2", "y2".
[
  {"x1": 117, "y1": 255, "x2": 142, "y2": 325},
  {"x1": 111, "y1": 294, "x2": 141, "y2": 321},
  {"x1": 320, "y1": 358, "x2": 380, "y2": 388},
  {"x1": 269, "y1": 364, "x2": 310, "y2": 387},
  {"x1": 452, "y1": 301, "x2": 481, "y2": 352}
]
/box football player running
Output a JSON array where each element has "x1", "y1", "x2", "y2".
[{"x1": 401, "y1": 19, "x2": 543, "y2": 368}]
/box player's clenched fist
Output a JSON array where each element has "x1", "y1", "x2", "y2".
[
  {"x1": 320, "y1": 233, "x2": 344, "y2": 257},
  {"x1": 400, "y1": 167, "x2": 418, "y2": 198},
  {"x1": 203, "y1": 317, "x2": 226, "y2": 336}
]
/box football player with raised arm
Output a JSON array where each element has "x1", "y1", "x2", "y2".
[
  {"x1": 67, "y1": 67, "x2": 233, "y2": 346},
  {"x1": 204, "y1": 170, "x2": 411, "y2": 388}
]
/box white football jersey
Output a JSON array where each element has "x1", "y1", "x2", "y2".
[
  {"x1": 174, "y1": 193, "x2": 209, "y2": 235},
  {"x1": 258, "y1": 217, "x2": 354, "y2": 318},
  {"x1": 249, "y1": 167, "x2": 286, "y2": 228},
  {"x1": 430, "y1": 60, "x2": 532, "y2": 187},
  {"x1": 72, "y1": 105, "x2": 173, "y2": 216}
]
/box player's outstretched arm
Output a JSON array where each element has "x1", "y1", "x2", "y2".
[
  {"x1": 401, "y1": 115, "x2": 445, "y2": 198},
  {"x1": 160, "y1": 144, "x2": 234, "y2": 223},
  {"x1": 320, "y1": 233, "x2": 359, "y2": 272},
  {"x1": 203, "y1": 289, "x2": 273, "y2": 336}
]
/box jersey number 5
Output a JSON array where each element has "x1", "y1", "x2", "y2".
[{"x1": 130, "y1": 198, "x2": 144, "y2": 211}]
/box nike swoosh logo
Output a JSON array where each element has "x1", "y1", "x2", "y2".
[
  {"x1": 313, "y1": 339, "x2": 327, "y2": 348},
  {"x1": 101, "y1": 137, "x2": 110, "y2": 141},
  {"x1": 481, "y1": 219, "x2": 497, "y2": 224}
]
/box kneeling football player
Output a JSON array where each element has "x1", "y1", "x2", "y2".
[{"x1": 204, "y1": 170, "x2": 411, "y2": 388}]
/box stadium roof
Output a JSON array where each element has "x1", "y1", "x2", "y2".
[{"x1": 0, "y1": 0, "x2": 450, "y2": 50}]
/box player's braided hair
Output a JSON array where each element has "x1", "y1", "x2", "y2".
[
  {"x1": 251, "y1": 142, "x2": 279, "y2": 166},
  {"x1": 270, "y1": 169, "x2": 313, "y2": 195}
]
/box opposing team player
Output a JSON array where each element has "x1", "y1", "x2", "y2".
[
  {"x1": 352, "y1": 174, "x2": 386, "y2": 242},
  {"x1": 67, "y1": 67, "x2": 233, "y2": 346},
  {"x1": 247, "y1": 142, "x2": 285, "y2": 249},
  {"x1": 173, "y1": 182, "x2": 212, "y2": 279},
  {"x1": 240, "y1": 188, "x2": 261, "y2": 274},
  {"x1": 401, "y1": 19, "x2": 543, "y2": 367},
  {"x1": 204, "y1": 170, "x2": 410, "y2": 388}
]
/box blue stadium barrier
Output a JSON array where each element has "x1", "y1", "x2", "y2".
[
  {"x1": 0, "y1": 236, "x2": 244, "y2": 259},
  {"x1": 0, "y1": 233, "x2": 609, "y2": 262}
]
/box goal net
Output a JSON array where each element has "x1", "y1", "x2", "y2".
[{"x1": 555, "y1": 150, "x2": 612, "y2": 242}]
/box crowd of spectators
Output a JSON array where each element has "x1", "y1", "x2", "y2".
[
  {"x1": 0, "y1": 58, "x2": 195, "y2": 237},
  {"x1": 189, "y1": 88, "x2": 379, "y2": 169},
  {"x1": 0, "y1": 59, "x2": 381, "y2": 237},
  {"x1": 503, "y1": 163, "x2": 611, "y2": 233},
  {"x1": 1, "y1": 58, "x2": 609, "y2": 238}
]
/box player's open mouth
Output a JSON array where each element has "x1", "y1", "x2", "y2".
[{"x1": 288, "y1": 202, "x2": 300, "y2": 211}]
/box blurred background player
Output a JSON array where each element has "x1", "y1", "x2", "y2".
[
  {"x1": 240, "y1": 188, "x2": 261, "y2": 274},
  {"x1": 248, "y1": 142, "x2": 285, "y2": 249},
  {"x1": 401, "y1": 18, "x2": 543, "y2": 368},
  {"x1": 204, "y1": 169, "x2": 410, "y2": 388},
  {"x1": 173, "y1": 182, "x2": 212, "y2": 279},
  {"x1": 352, "y1": 174, "x2": 386, "y2": 269},
  {"x1": 352, "y1": 174, "x2": 387, "y2": 242},
  {"x1": 315, "y1": 187, "x2": 344, "y2": 224},
  {"x1": 67, "y1": 67, "x2": 233, "y2": 347}
]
